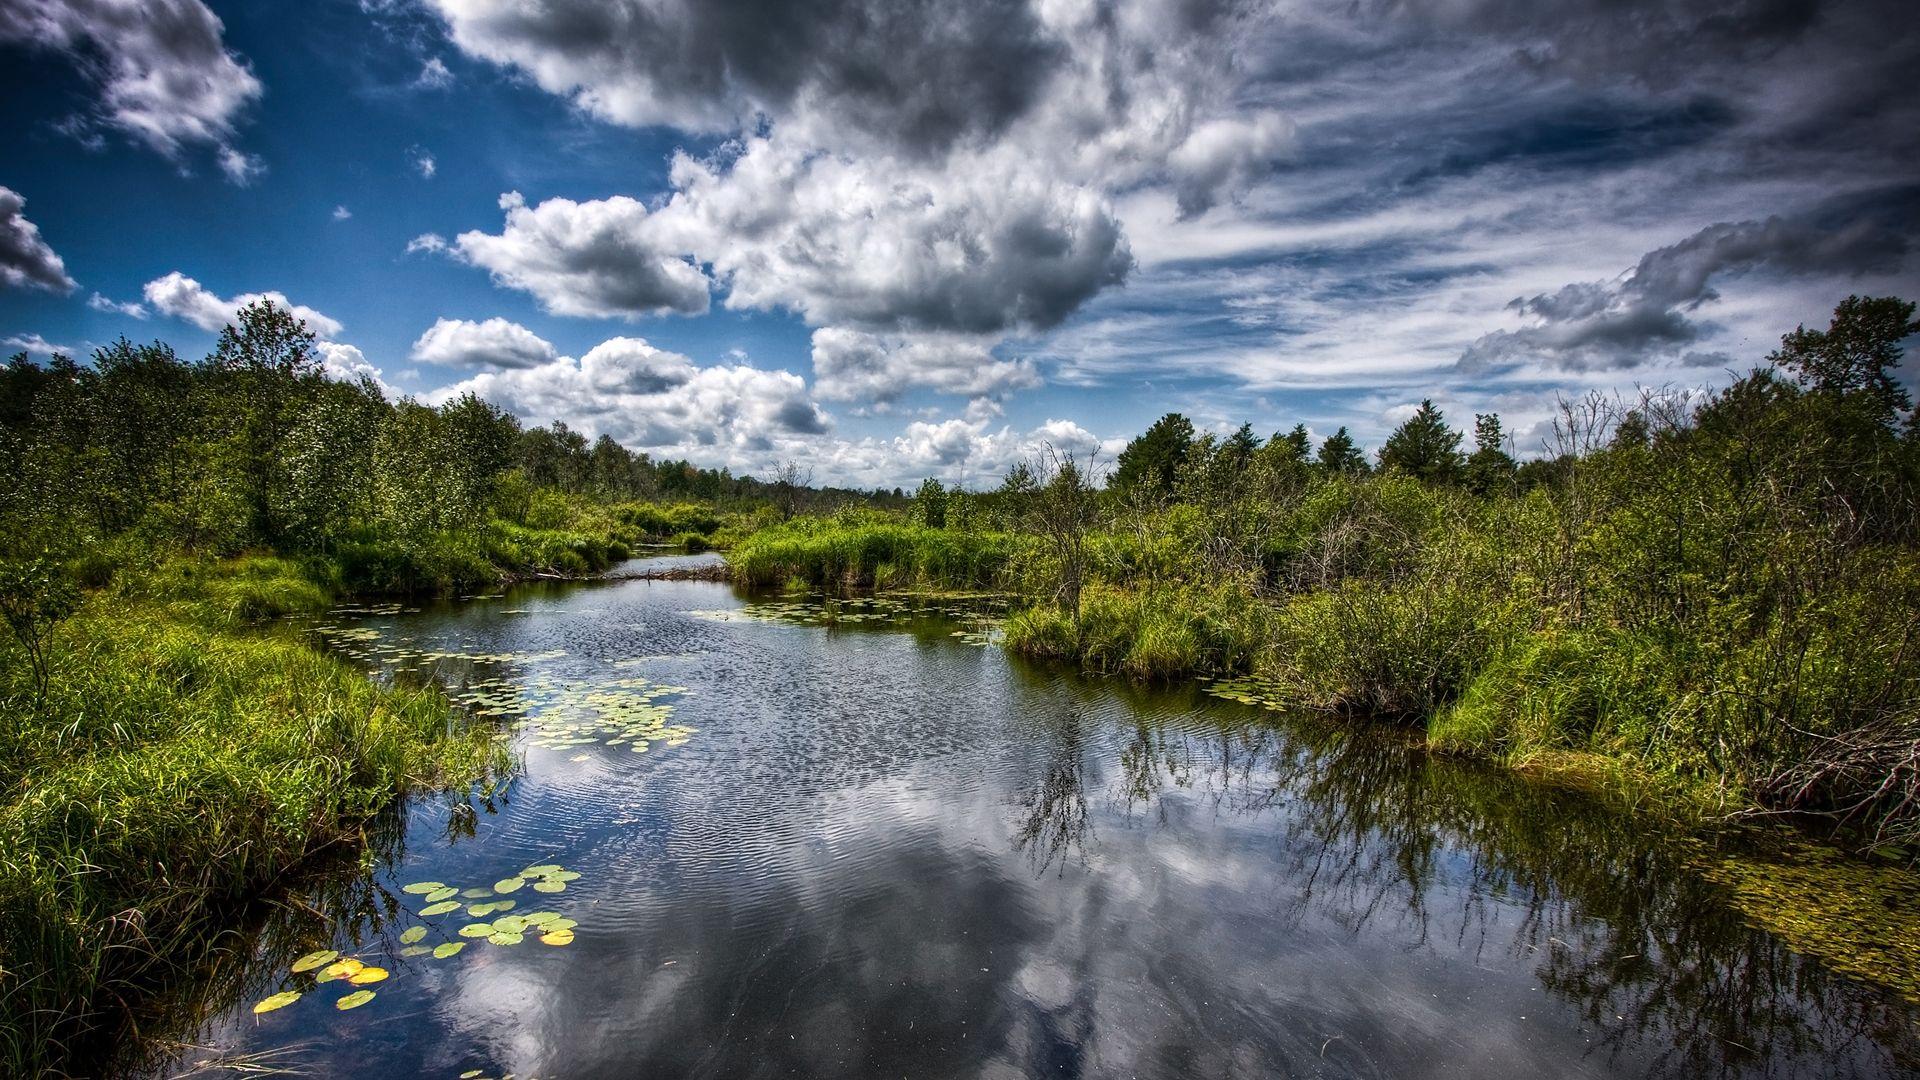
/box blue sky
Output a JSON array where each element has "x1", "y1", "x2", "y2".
[{"x1": 2, "y1": 0, "x2": 1915, "y2": 488}]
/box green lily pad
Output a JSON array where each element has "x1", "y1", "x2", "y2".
[
  {"x1": 520, "y1": 911, "x2": 559, "y2": 927},
  {"x1": 433, "y1": 942, "x2": 466, "y2": 959},
  {"x1": 522, "y1": 864, "x2": 562, "y2": 876},
  {"x1": 425, "y1": 886, "x2": 459, "y2": 903},
  {"x1": 401, "y1": 881, "x2": 444, "y2": 895},
  {"x1": 492, "y1": 915, "x2": 527, "y2": 933},
  {"x1": 494, "y1": 877, "x2": 526, "y2": 893},
  {"x1": 549, "y1": 870, "x2": 582, "y2": 882},
  {"x1": 290, "y1": 949, "x2": 338, "y2": 973},
  {"x1": 458, "y1": 922, "x2": 495, "y2": 938},
  {"x1": 400, "y1": 945, "x2": 433, "y2": 957},
  {"x1": 468, "y1": 902, "x2": 498, "y2": 917},
  {"x1": 399, "y1": 926, "x2": 427, "y2": 945},
  {"x1": 487, "y1": 931, "x2": 525, "y2": 945},
  {"x1": 336, "y1": 989, "x2": 376, "y2": 1010},
  {"x1": 253, "y1": 990, "x2": 302, "y2": 1013},
  {"x1": 461, "y1": 888, "x2": 493, "y2": 899},
  {"x1": 420, "y1": 900, "x2": 461, "y2": 916},
  {"x1": 532, "y1": 880, "x2": 565, "y2": 893},
  {"x1": 544, "y1": 917, "x2": 577, "y2": 932}
]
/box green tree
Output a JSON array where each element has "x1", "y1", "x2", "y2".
[
  {"x1": 1110, "y1": 412, "x2": 1194, "y2": 503},
  {"x1": 914, "y1": 477, "x2": 948, "y2": 528},
  {"x1": 1464, "y1": 413, "x2": 1517, "y2": 495},
  {"x1": 0, "y1": 552, "x2": 79, "y2": 706},
  {"x1": 1378, "y1": 400, "x2": 1463, "y2": 484},
  {"x1": 1769, "y1": 294, "x2": 1918, "y2": 424},
  {"x1": 1316, "y1": 427, "x2": 1367, "y2": 474},
  {"x1": 209, "y1": 301, "x2": 324, "y2": 540}
]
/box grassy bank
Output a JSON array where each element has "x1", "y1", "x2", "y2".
[
  {"x1": 728, "y1": 513, "x2": 1029, "y2": 590},
  {"x1": 0, "y1": 557, "x2": 508, "y2": 1073}
]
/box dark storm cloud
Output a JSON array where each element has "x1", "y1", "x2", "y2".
[
  {"x1": 1459, "y1": 190, "x2": 1918, "y2": 373},
  {"x1": 432, "y1": 0, "x2": 1064, "y2": 157}
]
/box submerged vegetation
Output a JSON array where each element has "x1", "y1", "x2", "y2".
[{"x1": 736, "y1": 296, "x2": 1920, "y2": 860}]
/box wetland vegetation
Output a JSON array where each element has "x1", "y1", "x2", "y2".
[{"x1": 2, "y1": 295, "x2": 1918, "y2": 1077}]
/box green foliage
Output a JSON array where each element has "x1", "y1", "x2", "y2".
[
  {"x1": 1110, "y1": 412, "x2": 1194, "y2": 503},
  {"x1": 0, "y1": 551, "x2": 79, "y2": 704},
  {"x1": 0, "y1": 577, "x2": 505, "y2": 1071},
  {"x1": 729, "y1": 513, "x2": 1028, "y2": 590},
  {"x1": 1315, "y1": 426, "x2": 1368, "y2": 474},
  {"x1": 1378, "y1": 398, "x2": 1463, "y2": 484}
]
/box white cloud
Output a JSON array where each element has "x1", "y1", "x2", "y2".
[
  {"x1": 142, "y1": 271, "x2": 345, "y2": 337},
  {"x1": 407, "y1": 232, "x2": 449, "y2": 255},
  {"x1": 417, "y1": 56, "x2": 453, "y2": 89},
  {"x1": 432, "y1": 336, "x2": 828, "y2": 463},
  {"x1": 409, "y1": 146, "x2": 437, "y2": 178},
  {"x1": 808, "y1": 327, "x2": 1038, "y2": 403},
  {"x1": 410, "y1": 316, "x2": 557, "y2": 369},
  {"x1": 87, "y1": 291, "x2": 146, "y2": 317},
  {"x1": 2, "y1": 332, "x2": 80, "y2": 357},
  {"x1": 332, "y1": 205, "x2": 353, "y2": 221},
  {"x1": 315, "y1": 340, "x2": 401, "y2": 397},
  {"x1": 0, "y1": 0, "x2": 262, "y2": 177},
  {"x1": 0, "y1": 186, "x2": 76, "y2": 294},
  {"x1": 450, "y1": 192, "x2": 710, "y2": 319}
]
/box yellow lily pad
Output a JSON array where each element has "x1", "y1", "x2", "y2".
[
  {"x1": 336, "y1": 989, "x2": 376, "y2": 1010},
  {"x1": 318, "y1": 958, "x2": 365, "y2": 983},
  {"x1": 252, "y1": 990, "x2": 302, "y2": 1013},
  {"x1": 539, "y1": 929, "x2": 574, "y2": 946},
  {"x1": 290, "y1": 949, "x2": 338, "y2": 973}
]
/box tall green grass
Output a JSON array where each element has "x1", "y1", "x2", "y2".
[
  {"x1": 729, "y1": 516, "x2": 1029, "y2": 590},
  {"x1": 0, "y1": 559, "x2": 506, "y2": 1073}
]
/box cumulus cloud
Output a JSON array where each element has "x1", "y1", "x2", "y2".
[
  {"x1": 142, "y1": 271, "x2": 345, "y2": 337},
  {"x1": 315, "y1": 340, "x2": 400, "y2": 396},
  {"x1": 1459, "y1": 211, "x2": 1914, "y2": 373},
  {"x1": 87, "y1": 291, "x2": 145, "y2": 317},
  {"x1": 406, "y1": 232, "x2": 449, "y2": 255},
  {"x1": 449, "y1": 192, "x2": 710, "y2": 318},
  {"x1": 409, "y1": 146, "x2": 436, "y2": 178},
  {"x1": 809, "y1": 327, "x2": 1039, "y2": 403},
  {"x1": 417, "y1": 56, "x2": 453, "y2": 89},
  {"x1": 0, "y1": 186, "x2": 76, "y2": 293},
  {"x1": 410, "y1": 316, "x2": 557, "y2": 369},
  {"x1": 433, "y1": 336, "x2": 827, "y2": 457},
  {"x1": 0, "y1": 0, "x2": 262, "y2": 175}
]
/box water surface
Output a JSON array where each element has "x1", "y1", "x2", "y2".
[{"x1": 160, "y1": 556, "x2": 1920, "y2": 1078}]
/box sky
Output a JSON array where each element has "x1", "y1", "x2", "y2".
[{"x1": 1, "y1": 0, "x2": 1916, "y2": 490}]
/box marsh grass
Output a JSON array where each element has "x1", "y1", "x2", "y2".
[{"x1": 0, "y1": 558, "x2": 507, "y2": 1074}]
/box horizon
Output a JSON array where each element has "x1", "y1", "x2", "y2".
[{"x1": 3, "y1": 0, "x2": 1916, "y2": 489}]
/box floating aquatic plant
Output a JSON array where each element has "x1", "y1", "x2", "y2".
[
  {"x1": 252, "y1": 990, "x2": 301, "y2": 1014},
  {"x1": 290, "y1": 949, "x2": 338, "y2": 974},
  {"x1": 335, "y1": 990, "x2": 376, "y2": 1010}
]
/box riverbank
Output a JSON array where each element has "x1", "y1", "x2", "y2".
[{"x1": 0, "y1": 552, "x2": 537, "y2": 1073}]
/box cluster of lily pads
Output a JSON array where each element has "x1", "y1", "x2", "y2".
[
  {"x1": 444, "y1": 673, "x2": 695, "y2": 756},
  {"x1": 249, "y1": 950, "x2": 391, "y2": 1015},
  {"x1": 693, "y1": 593, "x2": 1006, "y2": 646},
  {"x1": 250, "y1": 863, "x2": 586, "y2": 1018},
  {"x1": 1205, "y1": 678, "x2": 1289, "y2": 710}
]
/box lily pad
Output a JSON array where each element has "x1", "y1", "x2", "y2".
[
  {"x1": 520, "y1": 911, "x2": 559, "y2": 927},
  {"x1": 400, "y1": 945, "x2": 433, "y2": 958},
  {"x1": 494, "y1": 877, "x2": 526, "y2": 893},
  {"x1": 399, "y1": 927, "x2": 427, "y2": 945},
  {"x1": 539, "y1": 929, "x2": 574, "y2": 946},
  {"x1": 487, "y1": 930, "x2": 525, "y2": 946},
  {"x1": 401, "y1": 881, "x2": 444, "y2": 895},
  {"x1": 492, "y1": 915, "x2": 527, "y2": 934},
  {"x1": 468, "y1": 902, "x2": 498, "y2": 917},
  {"x1": 523, "y1": 864, "x2": 562, "y2": 876},
  {"x1": 253, "y1": 990, "x2": 302, "y2": 1014},
  {"x1": 461, "y1": 887, "x2": 493, "y2": 899},
  {"x1": 290, "y1": 949, "x2": 338, "y2": 974},
  {"x1": 348, "y1": 966, "x2": 390, "y2": 985},
  {"x1": 420, "y1": 900, "x2": 462, "y2": 916},
  {"x1": 549, "y1": 870, "x2": 582, "y2": 882},
  {"x1": 458, "y1": 922, "x2": 495, "y2": 938},
  {"x1": 425, "y1": 886, "x2": 458, "y2": 903},
  {"x1": 544, "y1": 917, "x2": 577, "y2": 932},
  {"x1": 532, "y1": 880, "x2": 566, "y2": 893},
  {"x1": 433, "y1": 942, "x2": 466, "y2": 959},
  {"x1": 318, "y1": 958, "x2": 365, "y2": 982},
  {"x1": 336, "y1": 990, "x2": 376, "y2": 1010}
]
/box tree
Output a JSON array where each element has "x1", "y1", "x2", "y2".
[
  {"x1": 209, "y1": 300, "x2": 324, "y2": 540},
  {"x1": 0, "y1": 552, "x2": 78, "y2": 706},
  {"x1": 913, "y1": 477, "x2": 948, "y2": 528},
  {"x1": 1277, "y1": 424, "x2": 1312, "y2": 464},
  {"x1": 1378, "y1": 399, "x2": 1463, "y2": 484},
  {"x1": 1026, "y1": 447, "x2": 1100, "y2": 639},
  {"x1": 1464, "y1": 412, "x2": 1517, "y2": 495},
  {"x1": 1316, "y1": 427, "x2": 1367, "y2": 474},
  {"x1": 1769, "y1": 294, "x2": 1918, "y2": 424},
  {"x1": 1110, "y1": 412, "x2": 1193, "y2": 503},
  {"x1": 1223, "y1": 422, "x2": 1260, "y2": 472},
  {"x1": 773, "y1": 460, "x2": 814, "y2": 520}
]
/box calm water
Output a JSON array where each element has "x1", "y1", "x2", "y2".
[{"x1": 144, "y1": 555, "x2": 1919, "y2": 1079}]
